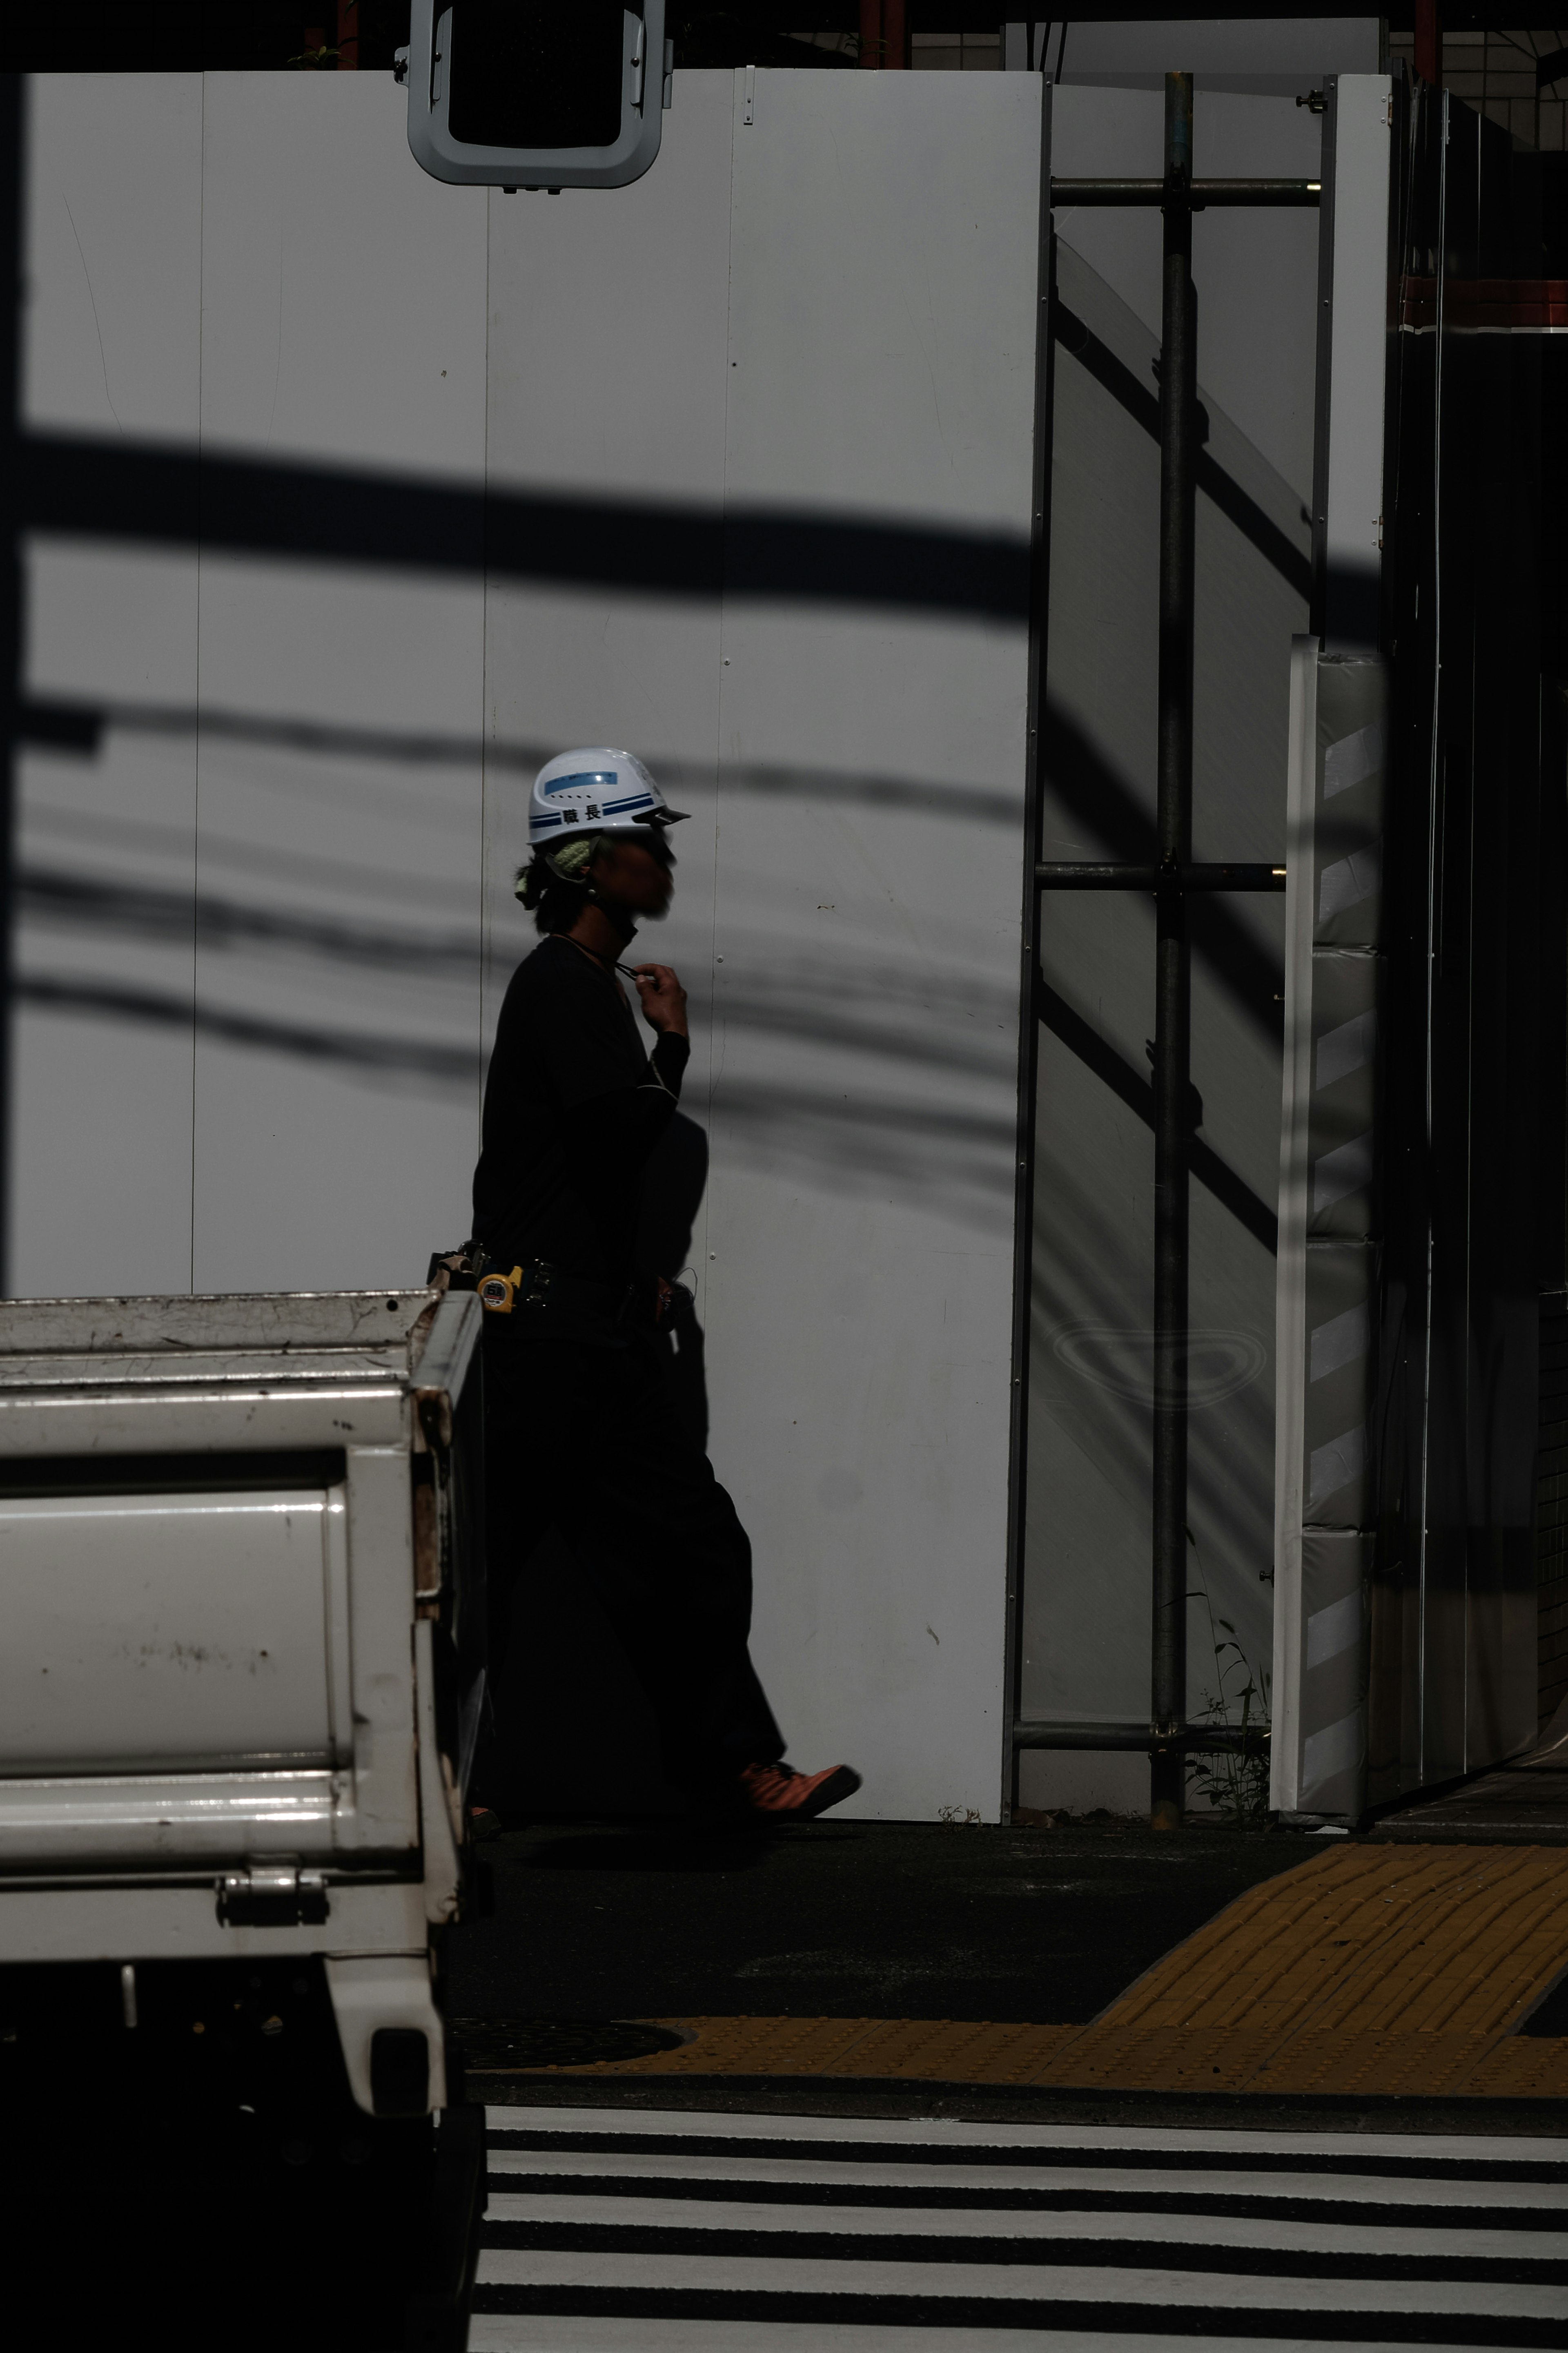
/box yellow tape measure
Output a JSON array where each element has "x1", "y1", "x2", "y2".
[{"x1": 477, "y1": 1265, "x2": 523, "y2": 1313}]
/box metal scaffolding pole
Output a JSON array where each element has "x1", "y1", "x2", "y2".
[{"x1": 1028, "y1": 75, "x2": 1312, "y2": 1828}]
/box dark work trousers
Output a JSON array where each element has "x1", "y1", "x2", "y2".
[{"x1": 481, "y1": 1315, "x2": 785, "y2": 1792}]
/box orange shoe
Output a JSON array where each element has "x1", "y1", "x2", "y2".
[{"x1": 739, "y1": 1761, "x2": 862, "y2": 1820}]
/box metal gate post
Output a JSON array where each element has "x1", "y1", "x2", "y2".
[{"x1": 1152, "y1": 71, "x2": 1197, "y2": 1829}]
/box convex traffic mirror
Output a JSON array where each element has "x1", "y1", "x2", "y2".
[{"x1": 404, "y1": 0, "x2": 669, "y2": 192}]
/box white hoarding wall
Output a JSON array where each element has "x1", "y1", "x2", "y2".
[
  {"x1": 18, "y1": 73, "x2": 206, "y2": 1294},
  {"x1": 712, "y1": 76, "x2": 1036, "y2": 1817},
  {"x1": 187, "y1": 79, "x2": 489, "y2": 1294},
  {"x1": 15, "y1": 71, "x2": 1041, "y2": 1822},
  {"x1": 18, "y1": 74, "x2": 488, "y2": 1300}
]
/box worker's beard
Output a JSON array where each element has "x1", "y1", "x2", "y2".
[{"x1": 590, "y1": 894, "x2": 638, "y2": 948}]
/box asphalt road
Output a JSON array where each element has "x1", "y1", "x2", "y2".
[{"x1": 447, "y1": 1818, "x2": 1320, "y2": 2025}]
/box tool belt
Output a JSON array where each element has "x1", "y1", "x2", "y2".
[
  {"x1": 477, "y1": 1258, "x2": 633, "y2": 1321},
  {"x1": 428, "y1": 1242, "x2": 637, "y2": 1326},
  {"x1": 429, "y1": 1245, "x2": 689, "y2": 1333}
]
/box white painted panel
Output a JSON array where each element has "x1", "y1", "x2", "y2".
[
  {"x1": 712, "y1": 72, "x2": 1040, "y2": 1819},
  {"x1": 0, "y1": 1490, "x2": 335, "y2": 1768},
  {"x1": 21, "y1": 73, "x2": 205, "y2": 440},
  {"x1": 724, "y1": 75, "x2": 1038, "y2": 528},
  {"x1": 483, "y1": 79, "x2": 737, "y2": 505},
  {"x1": 1060, "y1": 18, "x2": 1380, "y2": 93},
  {"x1": 190, "y1": 75, "x2": 489, "y2": 1292},
  {"x1": 1323, "y1": 74, "x2": 1392, "y2": 652},
  {"x1": 480, "y1": 67, "x2": 735, "y2": 1071},
  {"x1": 15, "y1": 76, "x2": 204, "y2": 1296}
]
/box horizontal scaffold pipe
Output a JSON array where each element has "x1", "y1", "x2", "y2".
[
  {"x1": 1036, "y1": 862, "x2": 1285, "y2": 891},
  {"x1": 1051, "y1": 178, "x2": 1320, "y2": 207},
  {"x1": 1013, "y1": 1720, "x2": 1270, "y2": 1753}
]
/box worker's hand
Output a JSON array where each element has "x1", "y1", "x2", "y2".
[{"x1": 632, "y1": 964, "x2": 688, "y2": 1038}]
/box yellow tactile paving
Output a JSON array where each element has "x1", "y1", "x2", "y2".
[
  {"x1": 496, "y1": 1844, "x2": 1568, "y2": 2097},
  {"x1": 563, "y1": 2016, "x2": 1086, "y2": 2083},
  {"x1": 1097, "y1": 1842, "x2": 1568, "y2": 2043},
  {"x1": 1022, "y1": 1842, "x2": 1568, "y2": 2090}
]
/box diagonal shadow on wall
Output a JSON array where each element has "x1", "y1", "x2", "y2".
[{"x1": 0, "y1": 74, "x2": 1296, "y2": 1275}]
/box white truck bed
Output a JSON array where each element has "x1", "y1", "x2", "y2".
[{"x1": 0, "y1": 1285, "x2": 485, "y2": 2117}]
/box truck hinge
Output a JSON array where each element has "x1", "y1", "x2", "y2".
[
  {"x1": 412, "y1": 1452, "x2": 442, "y2": 1601},
  {"x1": 414, "y1": 1388, "x2": 453, "y2": 1453},
  {"x1": 216, "y1": 1861, "x2": 330, "y2": 1927}
]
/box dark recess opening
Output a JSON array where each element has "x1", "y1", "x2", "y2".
[
  {"x1": 446, "y1": 0, "x2": 626, "y2": 153},
  {"x1": 0, "y1": 1450, "x2": 347, "y2": 1496}
]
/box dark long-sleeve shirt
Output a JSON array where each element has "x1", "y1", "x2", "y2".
[{"x1": 471, "y1": 935, "x2": 689, "y2": 1280}]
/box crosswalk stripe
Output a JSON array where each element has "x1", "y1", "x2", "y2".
[
  {"x1": 488, "y1": 2148, "x2": 1568, "y2": 2209},
  {"x1": 482, "y1": 2192, "x2": 1567, "y2": 2259},
  {"x1": 469, "y1": 2324, "x2": 1529, "y2": 2353},
  {"x1": 486, "y1": 2106, "x2": 1568, "y2": 2161},
  {"x1": 476, "y1": 2247, "x2": 1567, "y2": 2314},
  {"x1": 465, "y1": 2324, "x2": 1532, "y2": 2343},
  {"x1": 472, "y1": 2103, "x2": 1568, "y2": 2348}
]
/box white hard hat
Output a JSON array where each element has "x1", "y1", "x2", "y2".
[{"x1": 527, "y1": 747, "x2": 688, "y2": 852}]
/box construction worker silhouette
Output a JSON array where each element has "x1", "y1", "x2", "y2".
[{"x1": 472, "y1": 747, "x2": 860, "y2": 1822}]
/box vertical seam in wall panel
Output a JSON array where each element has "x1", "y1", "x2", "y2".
[
  {"x1": 1272, "y1": 637, "x2": 1319, "y2": 1814},
  {"x1": 480, "y1": 184, "x2": 492, "y2": 1149},
  {"x1": 1417, "y1": 90, "x2": 1448, "y2": 1785},
  {"x1": 706, "y1": 72, "x2": 739, "y2": 1275},
  {"x1": 0, "y1": 75, "x2": 24, "y2": 1294},
  {"x1": 1463, "y1": 613, "x2": 1478, "y2": 1771},
  {"x1": 1003, "y1": 72, "x2": 1054, "y2": 1824},
  {"x1": 190, "y1": 70, "x2": 205, "y2": 1296},
  {"x1": 1310, "y1": 77, "x2": 1338, "y2": 641}
]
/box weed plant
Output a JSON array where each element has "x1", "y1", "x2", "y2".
[{"x1": 1184, "y1": 1528, "x2": 1272, "y2": 1829}]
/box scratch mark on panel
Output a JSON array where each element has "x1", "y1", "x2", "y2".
[
  {"x1": 61, "y1": 190, "x2": 122, "y2": 435},
  {"x1": 265, "y1": 230, "x2": 285, "y2": 453}
]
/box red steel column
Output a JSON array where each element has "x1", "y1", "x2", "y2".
[{"x1": 860, "y1": 2, "x2": 908, "y2": 69}]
